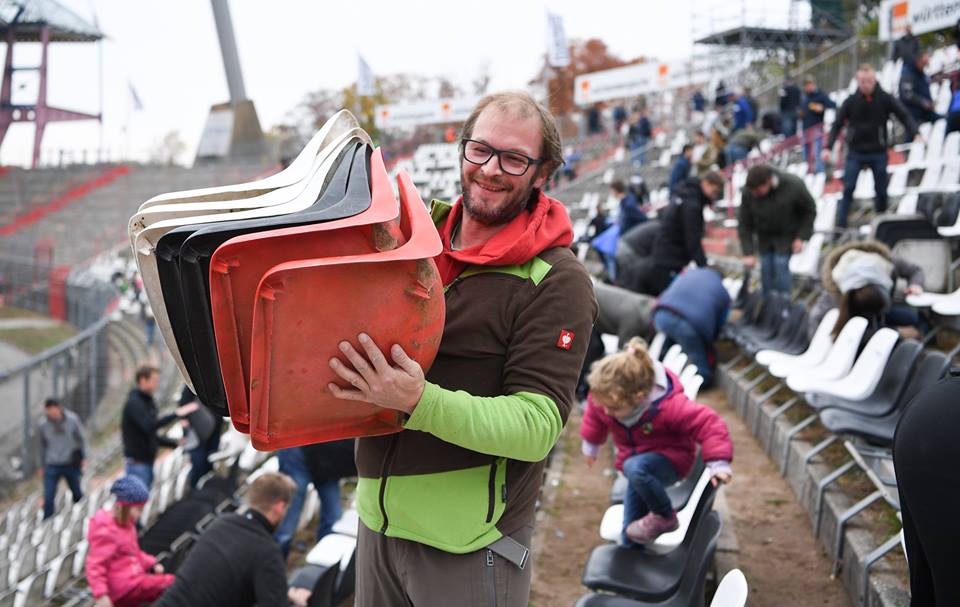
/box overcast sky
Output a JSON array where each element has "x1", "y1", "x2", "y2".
[{"x1": 0, "y1": 0, "x2": 794, "y2": 166}]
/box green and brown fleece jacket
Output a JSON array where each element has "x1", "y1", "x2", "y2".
[{"x1": 355, "y1": 194, "x2": 598, "y2": 554}]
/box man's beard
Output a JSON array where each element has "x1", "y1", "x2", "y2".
[{"x1": 461, "y1": 166, "x2": 538, "y2": 227}]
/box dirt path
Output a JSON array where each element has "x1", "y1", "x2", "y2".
[{"x1": 529, "y1": 388, "x2": 853, "y2": 607}]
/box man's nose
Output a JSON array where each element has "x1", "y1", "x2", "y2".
[{"x1": 480, "y1": 154, "x2": 504, "y2": 178}]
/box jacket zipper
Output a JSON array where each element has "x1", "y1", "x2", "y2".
[
  {"x1": 485, "y1": 458, "x2": 498, "y2": 523},
  {"x1": 377, "y1": 435, "x2": 400, "y2": 534}
]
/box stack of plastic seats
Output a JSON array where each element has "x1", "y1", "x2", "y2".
[{"x1": 128, "y1": 111, "x2": 446, "y2": 449}]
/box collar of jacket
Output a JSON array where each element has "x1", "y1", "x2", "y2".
[{"x1": 244, "y1": 508, "x2": 275, "y2": 534}]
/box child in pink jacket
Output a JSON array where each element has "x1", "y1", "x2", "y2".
[
  {"x1": 86, "y1": 476, "x2": 174, "y2": 607},
  {"x1": 581, "y1": 337, "x2": 734, "y2": 545}
]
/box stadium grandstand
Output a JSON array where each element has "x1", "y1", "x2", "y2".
[{"x1": 1, "y1": 0, "x2": 959, "y2": 605}]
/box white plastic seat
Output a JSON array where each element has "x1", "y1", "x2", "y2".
[
  {"x1": 684, "y1": 375, "x2": 705, "y2": 400},
  {"x1": 679, "y1": 364, "x2": 699, "y2": 387},
  {"x1": 648, "y1": 333, "x2": 666, "y2": 361},
  {"x1": 924, "y1": 120, "x2": 947, "y2": 165},
  {"x1": 814, "y1": 196, "x2": 837, "y2": 233},
  {"x1": 598, "y1": 469, "x2": 711, "y2": 555},
  {"x1": 788, "y1": 232, "x2": 824, "y2": 278},
  {"x1": 907, "y1": 286, "x2": 960, "y2": 308},
  {"x1": 298, "y1": 485, "x2": 319, "y2": 531},
  {"x1": 13, "y1": 568, "x2": 46, "y2": 607},
  {"x1": 661, "y1": 344, "x2": 683, "y2": 372},
  {"x1": 665, "y1": 351, "x2": 688, "y2": 375},
  {"x1": 802, "y1": 328, "x2": 899, "y2": 401},
  {"x1": 304, "y1": 533, "x2": 357, "y2": 568},
  {"x1": 933, "y1": 294, "x2": 960, "y2": 316},
  {"x1": 784, "y1": 316, "x2": 869, "y2": 392},
  {"x1": 759, "y1": 309, "x2": 839, "y2": 373},
  {"x1": 331, "y1": 508, "x2": 359, "y2": 538},
  {"x1": 710, "y1": 568, "x2": 749, "y2": 607}
]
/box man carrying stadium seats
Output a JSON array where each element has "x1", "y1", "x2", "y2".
[
  {"x1": 899, "y1": 50, "x2": 941, "y2": 126},
  {"x1": 325, "y1": 91, "x2": 597, "y2": 606}
]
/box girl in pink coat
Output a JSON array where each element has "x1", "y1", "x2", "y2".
[
  {"x1": 85, "y1": 476, "x2": 175, "y2": 607},
  {"x1": 581, "y1": 337, "x2": 734, "y2": 545}
]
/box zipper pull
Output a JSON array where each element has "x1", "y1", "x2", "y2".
[{"x1": 486, "y1": 549, "x2": 495, "y2": 567}]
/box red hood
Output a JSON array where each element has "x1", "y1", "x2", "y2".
[{"x1": 435, "y1": 190, "x2": 574, "y2": 285}]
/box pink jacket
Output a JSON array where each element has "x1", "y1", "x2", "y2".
[
  {"x1": 85, "y1": 508, "x2": 172, "y2": 600},
  {"x1": 580, "y1": 369, "x2": 734, "y2": 478}
]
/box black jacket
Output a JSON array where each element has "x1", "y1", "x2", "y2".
[
  {"x1": 779, "y1": 83, "x2": 801, "y2": 114},
  {"x1": 302, "y1": 439, "x2": 357, "y2": 483},
  {"x1": 893, "y1": 33, "x2": 920, "y2": 63},
  {"x1": 737, "y1": 170, "x2": 817, "y2": 255},
  {"x1": 651, "y1": 178, "x2": 709, "y2": 271},
  {"x1": 154, "y1": 510, "x2": 287, "y2": 607},
  {"x1": 121, "y1": 389, "x2": 178, "y2": 463},
  {"x1": 828, "y1": 85, "x2": 917, "y2": 154},
  {"x1": 899, "y1": 60, "x2": 933, "y2": 118}
]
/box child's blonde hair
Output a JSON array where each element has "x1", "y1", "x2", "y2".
[{"x1": 587, "y1": 337, "x2": 656, "y2": 406}]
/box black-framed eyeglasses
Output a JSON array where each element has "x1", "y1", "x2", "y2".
[{"x1": 461, "y1": 138, "x2": 544, "y2": 177}]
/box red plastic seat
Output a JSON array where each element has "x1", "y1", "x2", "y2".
[
  {"x1": 244, "y1": 169, "x2": 443, "y2": 449},
  {"x1": 208, "y1": 149, "x2": 420, "y2": 431}
]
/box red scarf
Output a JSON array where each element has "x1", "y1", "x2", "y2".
[{"x1": 434, "y1": 190, "x2": 574, "y2": 286}]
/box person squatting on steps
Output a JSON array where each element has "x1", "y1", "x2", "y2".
[{"x1": 580, "y1": 338, "x2": 733, "y2": 546}]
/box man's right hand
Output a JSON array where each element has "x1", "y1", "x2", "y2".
[
  {"x1": 175, "y1": 402, "x2": 199, "y2": 417},
  {"x1": 820, "y1": 149, "x2": 832, "y2": 162},
  {"x1": 742, "y1": 255, "x2": 757, "y2": 268}
]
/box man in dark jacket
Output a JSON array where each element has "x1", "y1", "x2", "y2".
[
  {"x1": 653, "y1": 267, "x2": 731, "y2": 386},
  {"x1": 801, "y1": 76, "x2": 836, "y2": 173},
  {"x1": 668, "y1": 145, "x2": 693, "y2": 197},
  {"x1": 614, "y1": 179, "x2": 647, "y2": 235},
  {"x1": 121, "y1": 366, "x2": 197, "y2": 489},
  {"x1": 893, "y1": 25, "x2": 920, "y2": 63},
  {"x1": 154, "y1": 473, "x2": 295, "y2": 607},
  {"x1": 779, "y1": 76, "x2": 802, "y2": 137},
  {"x1": 899, "y1": 51, "x2": 941, "y2": 125},
  {"x1": 616, "y1": 220, "x2": 660, "y2": 293},
  {"x1": 826, "y1": 64, "x2": 918, "y2": 228},
  {"x1": 737, "y1": 164, "x2": 817, "y2": 295},
  {"x1": 637, "y1": 172, "x2": 725, "y2": 296}
]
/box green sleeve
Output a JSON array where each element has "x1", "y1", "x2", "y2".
[{"x1": 404, "y1": 382, "x2": 563, "y2": 462}]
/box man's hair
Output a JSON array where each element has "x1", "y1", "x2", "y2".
[
  {"x1": 610, "y1": 180, "x2": 627, "y2": 194},
  {"x1": 459, "y1": 91, "x2": 563, "y2": 177},
  {"x1": 682, "y1": 144, "x2": 693, "y2": 154},
  {"x1": 135, "y1": 365, "x2": 159, "y2": 384},
  {"x1": 745, "y1": 164, "x2": 775, "y2": 190},
  {"x1": 701, "y1": 170, "x2": 726, "y2": 190},
  {"x1": 247, "y1": 472, "x2": 296, "y2": 514},
  {"x1": 44, "y1": 398, "x2": 61, "y2": 409},
  {"x1": 803, "y1": 75, "x2": 816, "y2": 86},
  {"x1": 857, "y1": 63, "x2": 875, "y2": 74}
]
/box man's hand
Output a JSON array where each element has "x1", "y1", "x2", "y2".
[
  {"x1": 175, "y1": 402, "x2": 199, "y2": 418},
  {"x1": 328, "y1": 333, "x2": 425, "y2": 415},
  {"x1": 905, "y1": 284, "x2": 924, "y2": 296},
  {"x1": 288, "y1": 587, "x2": 312, "y2": 607},
  {"x1": 80, "y1": 459, "x2": 86, "y2": 472},
  {"x1": 742, "y1": 255, "x2": 757, "y2": 269},
  {"x1": 153, "y1": 563, "x2": 165, "y2": 574},
  {"x1": 792, "y1": 238, "x2": 804, "y2": 254},
  {"x1": 584, "y1": 454, "x2": 597, "y2": 468},
  {"x1": 820, "y1": 149, "x2": 832, "y2": 163},
  {"x1": 711, "y1": 472, "x2": 732, "y2": 487}
]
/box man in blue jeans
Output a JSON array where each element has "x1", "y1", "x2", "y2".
[
  {"x1": 121, "y1": 366, "x2": 197, "y2": 489},
  {"x1": 652, "y1": 267, "x2": 731, "y2": 386},
  {"x1": 826, "y1": 64, "x2": 918, "y2": 228},
  {"x1": 737, "y1": 164, "x2": 816, "y2": 295},
  {"x1": 39, "y1": 398, "x2": 87, "y2": 518}
]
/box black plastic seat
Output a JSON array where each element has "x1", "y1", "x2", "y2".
[
  {"x1": 916, "y1": 192, "x2": 944, "y2": 225},
  {"x1": 574, "y1": 512, "x2": 720, "y2": 607},
  {"x1": 742, "y1": 301, "x2": 807, "y2": 356},
  {"x1": 721, "y1": 290, "x2": 763, "y2": 339},
  {"x1": 873, "y1": 216, "x2": 940, "y2": 249},
  {"x1": 807, "y1": 339, "x2": 922, "y2": 414},
  {"x1": 733, "y1": 293, "x2": 788, "y2": 348},
  {"x1": 583, "y1": 483, "x2": 716, "y2": 601},
  {"x1": 611, "y1": 456, "x2": 704, "y2": 509},
  {"x1": 936, "y1": 192, "x2": 960, "y2": 229},
  {"x1": 289, "y1": 563, "x2": 339, "y2": 607},
  {"x1": 155, "y1": 143, "x2": 371, "y2": 414},
  {"x1": 819, "y1": 350, "x2": 950, "y2": 447}
]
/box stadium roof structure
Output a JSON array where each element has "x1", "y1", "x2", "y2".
[
  {"x1": 0, "y1": 0, "x2": 102, "y2": 42},
  {"x1": 695, "y1": 24, "x2": 848, "y2": 50}
]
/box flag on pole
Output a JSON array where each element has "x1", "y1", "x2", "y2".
[
  {"x1": 546, "y1": 12, "x2": 570, "y2": 68},
  {"x1": 357, "y1": 54, "x2": 375, "y2": 97},
  {"x1": 129, "y1": 82, "x2": 144, "y2": 111}
]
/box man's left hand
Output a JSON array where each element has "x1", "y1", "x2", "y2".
[
  {"x1": 328, "y1": 333, "x2": 425, "y2": 415},
  {"x1": 792, "y1": 238, "x2": 804, "y2": 254}
]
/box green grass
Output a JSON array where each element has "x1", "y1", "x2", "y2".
[
  {"x1": 0, "y1": 324, "x2": 77, "y2": 354},
  {"x1": 0, "y1": 305, "x2": 43, "y2": 320}
]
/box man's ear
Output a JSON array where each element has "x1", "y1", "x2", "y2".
[{"x1": 533, "y1": 163, "x2": 556, "y2": 190}]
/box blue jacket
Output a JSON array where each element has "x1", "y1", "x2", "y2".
[
  {"x1": 668, "y1": 156, "x2": 692, "y2": 196},
  {"x1": 801, "y1": 90, "x2": 836, "y2": 130},
  {"x1": 732, "y1": 96, "x2": 754, "y2": 132},
  {"x1": 655, "y1": 268, "x2": 731, "y2": 343},
  {"x1": 899, "y1": 60, "x2": 933, "y2": 119},
  {"x1": 618, "y1": 192, "x2": 647, "y2": 234}
]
